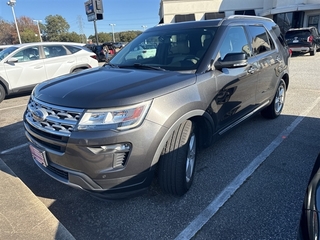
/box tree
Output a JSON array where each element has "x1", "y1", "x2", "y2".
[
  {"x1": 17, "y1": 16, "x2": 39, "y2": 43},
  {"x1": 44, "y1": 15, "x2": 70, "y2": 41},
  {"x1": 0, "y1": 19, "x2": 15, "y2": 44},
  {"x1": 59, "y1": 32, "x2": 85, "y2": 43},
  {"x1": 118, "y1": 31, "x2": 142, "y2": 42},
  {"x1": 88, "y1": 31, "x2": 142, "y2": 44}
]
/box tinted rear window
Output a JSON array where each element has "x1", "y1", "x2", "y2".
[
  {"x1": 65, "y1": 45, "x2": 81, "y2": 54},
  {"x1": 285, "y1": 30, "x2": 310, "y2": 38}
]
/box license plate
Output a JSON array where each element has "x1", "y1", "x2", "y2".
[
  {"x1": 29, "y1": 145, "x2": 48, "y2": 167},
  {"x1": 293, "y1": 40, "x2": 299, "y2": 43}
]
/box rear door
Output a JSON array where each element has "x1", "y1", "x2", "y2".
[
  {"x1": 42, "y1": 44, "x2": 76, "y2": 79},
  {"x1": 246, "y1": 25, "x2": 280, "y2": 105}
]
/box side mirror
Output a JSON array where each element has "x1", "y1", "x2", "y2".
[
  {"x1": 6, "y1": 57, "x2": 19, "y2": 64},
  {"x1": 214, "y1": 52, "x2": 248, "y2": 70}
]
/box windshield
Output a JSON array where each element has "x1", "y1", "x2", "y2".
[
  {"x1": 0, "y1": 46, "x2": 18, "y2": 61},
  {"x1": 110, "y1": 26, "x2": 217, "y2": 71}
]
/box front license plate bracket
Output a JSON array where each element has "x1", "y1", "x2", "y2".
[{"x1": 29, "y1": 145, "x2": 48, "y2": 167}]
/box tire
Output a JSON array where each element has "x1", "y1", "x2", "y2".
[
  {"x1": 0, "y1": 84, "x2": 5, "y2": 103},
  {"x1": 261, "y1": 79, "x2": 286, "y2": 119},
  {"x1": 158, "y1": 120, "x2": 197, "y2": 196},
  {"x1": 137, "y1": 55, "x2": 143, "y2": 60}
]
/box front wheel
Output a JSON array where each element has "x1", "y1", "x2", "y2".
[
  {"x1": 158, "y1": 120, "x2": 197, "y2": 196},
  {"x1": 0, "y1": 84, "x2": 5, "y2": 103},
  {"x1": 261, "y1": 79, "x2": 286, "y2": 119}
]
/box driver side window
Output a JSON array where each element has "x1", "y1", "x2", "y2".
[
  {"x1": 13, "y1": 47, "x2": 40, "y2": 62},
  {"x1": 219, "y1": 26, "x2": 251, "y2": 60}
]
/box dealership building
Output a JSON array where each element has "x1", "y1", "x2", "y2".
[{"x1": 159, "y1": 0, "x2": 320, "y2": 33}]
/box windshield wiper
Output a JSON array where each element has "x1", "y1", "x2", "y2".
[
  {"x1": 103, "y1": 63, "x2": 119, "y2": 68},
  {"x1": 133, "y1": 63, "x2": 166, "y2": 71}
]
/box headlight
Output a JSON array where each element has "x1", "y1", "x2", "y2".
[{"x1": 77, "y1": 100, "x2": 152, "y2": 131}]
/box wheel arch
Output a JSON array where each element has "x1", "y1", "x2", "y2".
[
  {"x1": 69, "y1": 64, "x2": 91, "y2": 73},
  {"x1": 281, "y1": 72, "x2": 289, "y2": 90},
  {"x1": 0, "y1": 76, "x2": 9, "y2": 95},
  {"x1": 150, "y1": 109, "x2": 215, "y2": 167}
]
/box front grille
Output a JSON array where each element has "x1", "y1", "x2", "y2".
[
  {"x1": 24, "y1": 96, "x2": 84, "y2": 151},
  {"x1": 47, "y1": 164, "x2": 69, "y2": 180}
]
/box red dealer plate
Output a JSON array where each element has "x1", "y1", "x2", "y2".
[{"x1": 29, "y1": 145, "x2": 48, "y2": 167}]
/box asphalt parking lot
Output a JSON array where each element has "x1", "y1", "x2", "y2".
[{"x1": 1, "y1": 54, "x2": 320, "y2": 240}]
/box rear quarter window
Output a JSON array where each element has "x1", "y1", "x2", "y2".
[
  {"x1": 247, "y1": 25, "x2": 275, "y2": 55},
  {"x1": 65, "y1": 45, "x2": 81, "y2": 54}
]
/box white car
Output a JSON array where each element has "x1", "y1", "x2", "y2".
[
  {"x1": 0, "y1": 45, "x2": 12, "y2": 52},
  {"x1": 125, "y1": 44, "x2": 157, "y2": 60},
  {"x1": 0, "y1": 42, "x2": 98, "y2": 103}
]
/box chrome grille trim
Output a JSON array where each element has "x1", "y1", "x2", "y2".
[{"x1": 25, "y1": 96, "x2": 84, "y2": 137}]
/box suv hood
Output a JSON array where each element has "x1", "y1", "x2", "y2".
[{"x1": 33, "y1": 67, "x2": 196, "y2": 108}]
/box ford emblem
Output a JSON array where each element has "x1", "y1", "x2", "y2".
[{"x1": 31, "y1": 108, "x2": 48, "y2": 122}]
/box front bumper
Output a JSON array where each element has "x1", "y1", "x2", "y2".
[{"x1": 24, "y1": 119, "x2": 166, "y2": 197}]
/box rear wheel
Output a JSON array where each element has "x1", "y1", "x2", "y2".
[
  {"x1": 261, "y1": 79, "x2": 286, "y2": 119},
  {"x1": 0, "y1": 84, "x2": 5, "y2": 103},
  {"x1": 158, "y1": 120, "x2": 197, "y2": 196}
]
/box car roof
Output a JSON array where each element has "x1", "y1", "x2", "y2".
[
  {"x1": 147, "y1": 15, "x2": 275, "y2": 32},
  {"x1": 13, "y1": 42, "x2": 85, "y2": 48}
]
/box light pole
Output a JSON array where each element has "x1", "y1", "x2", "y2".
[
  {"x1": 33, "y1": 20, "x2": 42, "y2": 42},
  {"x1": 109, "y1": 23, "x2": 116, "y2": 43},
  {"x1": 7, "y1": 0, "x2": 21, "y2": 44}
]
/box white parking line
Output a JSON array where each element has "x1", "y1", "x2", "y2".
[
  {"x1": 175, "y1": 96, "x2": 320, "y2": 240},
  {"x1": 0, "y1": 143, "x2": 29, "y2": 155},
  {"x1": 0, "y1": 104, "x2": 27, "y2": 111}
]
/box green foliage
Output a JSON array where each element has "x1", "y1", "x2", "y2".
[
  {"x1": 20, "y1": 29, "x2": 40, "y2": 43},
  {"x1": 0, "y1": 14, "x2": 143, "y2": 44},
  {"x1": 44, "y1": 15, "x2": 70, "y2": 41},
  {"x1": 59, "y1": 32, "x2": 86, "y2": 43},
  {"x1": 118, "y1": 31, "x2": 142, "y2": 42},
  {"x1": 88, "y1": 30, "x2": 142, "y2": 43}
]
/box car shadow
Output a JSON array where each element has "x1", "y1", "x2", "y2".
[{"x1": 0, "y1": 112, "x2": 320, "y2": 239}]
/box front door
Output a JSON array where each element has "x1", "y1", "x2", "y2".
[
  {"x1": 212, "y1": 25, "x2": 260, "y2": 130},
  {"x1": 4, "y1": 46, "x2": 46, "y2": 90}
]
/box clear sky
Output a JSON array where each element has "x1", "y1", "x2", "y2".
[{"x1": 0, "y1": 0, "x2": 161, "y2": 37}]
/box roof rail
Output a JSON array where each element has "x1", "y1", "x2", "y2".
[{"x1": 226, "y1": 15, "x2": 273, "y2": 22}]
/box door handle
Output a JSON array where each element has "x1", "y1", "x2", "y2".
[{"x1": 34, "y1": 65, "x2": 44, "y2": 69}]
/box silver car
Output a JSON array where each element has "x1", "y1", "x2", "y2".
[{"x1": 24, "y1": 16, "x2": 290, "y2": 199}]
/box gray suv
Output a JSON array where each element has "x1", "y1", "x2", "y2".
[{"x1": 24, "y1": 16, "x2": 290, "y2": 199}]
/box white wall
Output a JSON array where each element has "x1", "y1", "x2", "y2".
[{"x1": 160, "y1": 0, "x2": 320, "y2": 23}]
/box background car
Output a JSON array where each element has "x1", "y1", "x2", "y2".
[
  {"x1": 0, "y1": 42, "x2": 98, "y2": 103},
  {"x1": 94, "y1": 45, "x2": 108, "y2": 62},
  {"x1": 124, "y1": 44, "x2": 157, "y2": 60},
  {"x1": 297, "y1": 152, "x2": 320, "y2": 239},
  {"x1": 0, "y1": 45, "x2": 12, "y2": 52},
  {"x1": 285, "y1": 27, "x2": 320, "y2": 56}
]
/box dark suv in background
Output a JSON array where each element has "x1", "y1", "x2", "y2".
[
  {"x1": 285, "y1": 27, "x2": 320, "y2": 56},
  {"x1": 24, "y1": 15, "x2": 290, "y2": 199}
]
